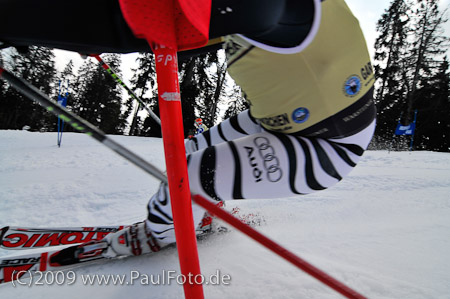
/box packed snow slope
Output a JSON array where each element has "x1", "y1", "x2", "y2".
[{"x1": 0, "y1": 130, "x2": 449, "y2": 299}]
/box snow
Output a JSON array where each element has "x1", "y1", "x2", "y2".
[{"x1": 1, "y1": 130, "x2": 449, "y2": 299}]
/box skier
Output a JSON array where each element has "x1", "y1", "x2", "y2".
[
  {"x1": 194, "y1": 118, "x2": 208, "y2": 136},
  {"x1": 104, "y1": 0, "x2": 377, "y2": 257},
  {"x1": 187, "y1": 118, "x2": 209, "y2": 139},
  {"x1": 0, "y1": 0, "x2": 376, "y2": 257}
]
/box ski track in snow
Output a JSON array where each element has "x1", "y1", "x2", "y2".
[{"x1": 0, "y1": 130, "x2": 449, "y2": 299}]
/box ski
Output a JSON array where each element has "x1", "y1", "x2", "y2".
[
  {"x1": 0, "y1": 207, "x2": 264, "y2": 251},
  {"x1": 0, "y1": 225, "x2": 125, "y2": 250},
  {"x1": 0, "y1": 239, "x2": 111, "y2": 285},
  {"x1": 0, "y1": 227, "x2": 211, "y2": 285},
  {"x1": 0, "y1": 209, "x2": 265, "y2": 285},
  {"x1": 0, "y1": 222, "x2": 157, "y2": 285}
]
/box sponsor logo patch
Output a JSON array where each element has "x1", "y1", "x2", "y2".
[
  {"x1": 343, "y1": 75, "x2": 362, "y2": 97},
  {"x1": 244, "y1": 137, "x2": 283, "y2": 183},
  {"x1": 292, "y1": 107, "x2": 310, "y2": 124},
  {"x1": 258, "y1": 113, "x2": 290, "y2": 127}
]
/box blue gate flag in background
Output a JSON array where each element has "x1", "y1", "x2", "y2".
[
  {"x1": 394, "y1": 110, "x2": 418, "y2": 136},
  {"x1": 57, "y1": 80, "x2": 69, "y2": 147},
  {"x1": 395, "y1": 123, "x2": 416, "y2": 135},
  {"x1": 392, "y1": 110, "x2": 418, "y2": 151}
]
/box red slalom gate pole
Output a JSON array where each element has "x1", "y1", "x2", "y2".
[
  {"x1": 118, "y1": 0, "x2": 211, "y2": 297},
  {"x1": 154, "y1": 45, "x2": 204, "y2": 299},
  {"x1": 193, "y1": 195, "x2": 368, "y2": 299}
]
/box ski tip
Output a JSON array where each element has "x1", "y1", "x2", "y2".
[{"x1": 0, "y1": 226, "x2": 9, "y2": 243}]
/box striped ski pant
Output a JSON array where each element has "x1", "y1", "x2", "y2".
[{"x1": 147, "y1": 109, "x2": 375, "y2": 244}]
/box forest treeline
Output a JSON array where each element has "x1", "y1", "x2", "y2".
[{"x1": 0, "y1": 0, "x2": 449, "y2": 151}]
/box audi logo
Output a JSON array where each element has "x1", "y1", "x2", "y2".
[{"x1": 253, "y1": 137, "x2": 283, "y2": 182}]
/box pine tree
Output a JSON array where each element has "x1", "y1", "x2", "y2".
[
  {"x1": 403, "y1": 0, "x2": 449, "y2": 120},
  {"x1": 70, "y1": 58, "x2": 95, "y2": 121},
  {"x1": 127, "y1": 52, "x2": 160, "y2": 137},
  {"x1": 49, "y1": 60, "x2": 76, "y2": 132},
  {"x1": 0, "y1": 46, "x2": 56, "y2": 130},
  {"x1": 193, "y1": 51, "x2": 226, "y2": 129},
  {"x1": 179, "y1": 51, "x2": 230, "y2": 134},
  {"x1": 373, "y1": 0, "x2": 412, "y2": 141},
  {"x1": 373, "y1": 0, "x2": 449, "y2": 151},
  {"x1": 140, "y1": 99, "x2": 161, "y2": 137},
  {"x1": 73, "y1": 54, "x2": 127, "y2": 134},
  {"x1": 0, "y1": 51, "x2": 6, "y2": 104},
  {"x1": 414, "y1": 58, "x2": 450, "y2": 151},
  {"x1": 178, "y1": 54, "x2": 208, "y2": 136},
  {"x1": 58, "y1": 59, "x2": 76, "y2": 91},
  {"x1": 222, "y1": 83, "x2": 249, "y2": 121}
]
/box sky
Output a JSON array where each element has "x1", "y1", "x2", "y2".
[{"x1": 54, "y1": 0, "x2": 450, "y2": 84}]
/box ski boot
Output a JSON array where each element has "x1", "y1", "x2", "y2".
[{"x1": 102, "y1": 221, "x2": 163, "y2": 258}]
